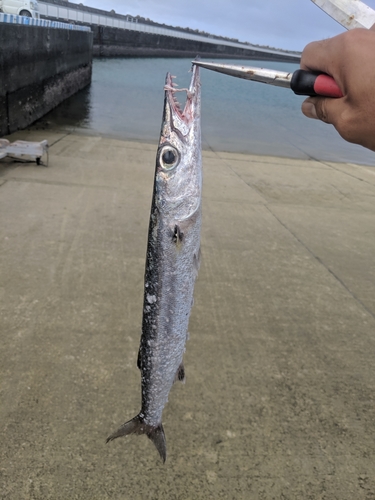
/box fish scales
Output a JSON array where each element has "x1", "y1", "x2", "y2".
[{"x1": 107, "y1": 64, "x2": 202, "y2": 462}]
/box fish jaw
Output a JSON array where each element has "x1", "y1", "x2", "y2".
[
  {"x1": 156, "y1": 64, "x2": 201, "y2": 221},
  {"x1": 162, "y1": 62, "x2": 200, "y2": 136}
]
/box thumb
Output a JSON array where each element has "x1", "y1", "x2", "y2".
[
  {"x1": 301, "y1": 96, "x2": 342, "y2": 125},
  {"x1": 370, "y1": 23, "x2": 375, "y2": 31}
]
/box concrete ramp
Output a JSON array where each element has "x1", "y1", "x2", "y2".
[{"x1": 1, "y1": 130, "x2": 375, "y2": 498}]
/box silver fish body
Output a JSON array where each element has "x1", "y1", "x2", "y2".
[{"x1": 107, "y1": 64, "x2": 202, "y2": 462}]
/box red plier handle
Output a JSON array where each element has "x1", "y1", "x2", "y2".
[{"x1": 291, "y1": 70, "x2": 343, "y2": 98}]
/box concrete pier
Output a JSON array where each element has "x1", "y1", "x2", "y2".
[{"x1": 1, "y1": 129, "x2": 375, "y2": 498}]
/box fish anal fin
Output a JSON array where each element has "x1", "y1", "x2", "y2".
[
  {"x1": 174, "y1": 362, "x2": 185, "y2": 383},
  {"x1": 106, "y1": 415, "x2": 167, "y2": 463}
]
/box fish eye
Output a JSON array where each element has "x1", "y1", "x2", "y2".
[{"x1": 159, "y1": 145, "x2": 179, "y2": 170}]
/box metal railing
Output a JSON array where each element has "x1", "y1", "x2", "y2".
[{"x1": 0, "y1": 11, "x2": 90, "y2": 30}]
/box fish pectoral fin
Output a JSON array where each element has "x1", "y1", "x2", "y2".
[
  {"x1": 174, "y1": 362, "x2": 185, "y2": 383},
  {"x1": 106, "y1": 415, "x2": 167, "y2": 463},
  {"x1": 172, "y1": 224, "x2": 184, "y2": 243}
]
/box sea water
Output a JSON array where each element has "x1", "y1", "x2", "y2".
[{"x1": 37, "y1": 57, "x2": 375, "y2": 165}]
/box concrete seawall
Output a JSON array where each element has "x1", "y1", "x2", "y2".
[
  {"x1": 40, "y1": 19, "x2": 299, "y2": 61},
  {"x1": 39, "y1": 0, "x2": 300, "y2": 62},
  {"x1": 91, "y1": 25, "x2": 299, "y2": 61},
  {"x1": 0, "y1": 24, "x2": 93, "y2": 136}
]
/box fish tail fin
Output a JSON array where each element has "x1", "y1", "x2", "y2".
[
  {"x1": 106, "y1": 415, "x2": 141, "y2": 443},
  {"x1": 106, "y1": 415, "x2": 167, "y2": 463},
  {"x1": 147, "y1": 424, "x2": 167, "y2": 463}
]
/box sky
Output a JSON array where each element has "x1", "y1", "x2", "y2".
[{"x1": 81, "y1": 0, "x2": 375, "y2": 52}]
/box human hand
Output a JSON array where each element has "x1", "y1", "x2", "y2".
[{"x1": 300, "y1": 26, "x2": 375, "y2": 152}]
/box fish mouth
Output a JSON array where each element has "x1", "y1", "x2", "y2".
[{"x1": 164, "y1": 62, "x2": 200, "y2": 125}]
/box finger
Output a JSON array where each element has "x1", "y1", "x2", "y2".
[
  {"x1": 370, "y1": 22, "x2": 375, "y2": 31},
  {"x1": 300, "y1": 40, "x2": 323, "y2": 71},
  {"x1": 301, "y1": 99, "x2": 318, "y2": 119},
  {"x1": 301, "y1": 96, "x2": 344, "y2": 126},
  {"x1": 300, "y1": 38, "x2": 336, "y2": 74}
]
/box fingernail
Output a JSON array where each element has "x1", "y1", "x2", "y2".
[{"x1": 302, "y1": 102, "x2": 318, "y2": 119}]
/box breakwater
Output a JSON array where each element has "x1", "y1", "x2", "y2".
[
  {"x1": 39, "y1": 1, "x2": 300, "y2": 62},
  {"x1": 0, "y1": 22, "x2": 92, "y2": 136},
  {"x1": 91, "y1": 25, "x2": 299, "y2": 61}
]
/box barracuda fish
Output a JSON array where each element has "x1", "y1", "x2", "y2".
[{"x1": 106, "y1": 64, "x2": 202, "y2": 463}]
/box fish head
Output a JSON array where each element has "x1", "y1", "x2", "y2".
[{"x1": 155, "y1": 63, "x2": 201, "y2": 220}]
